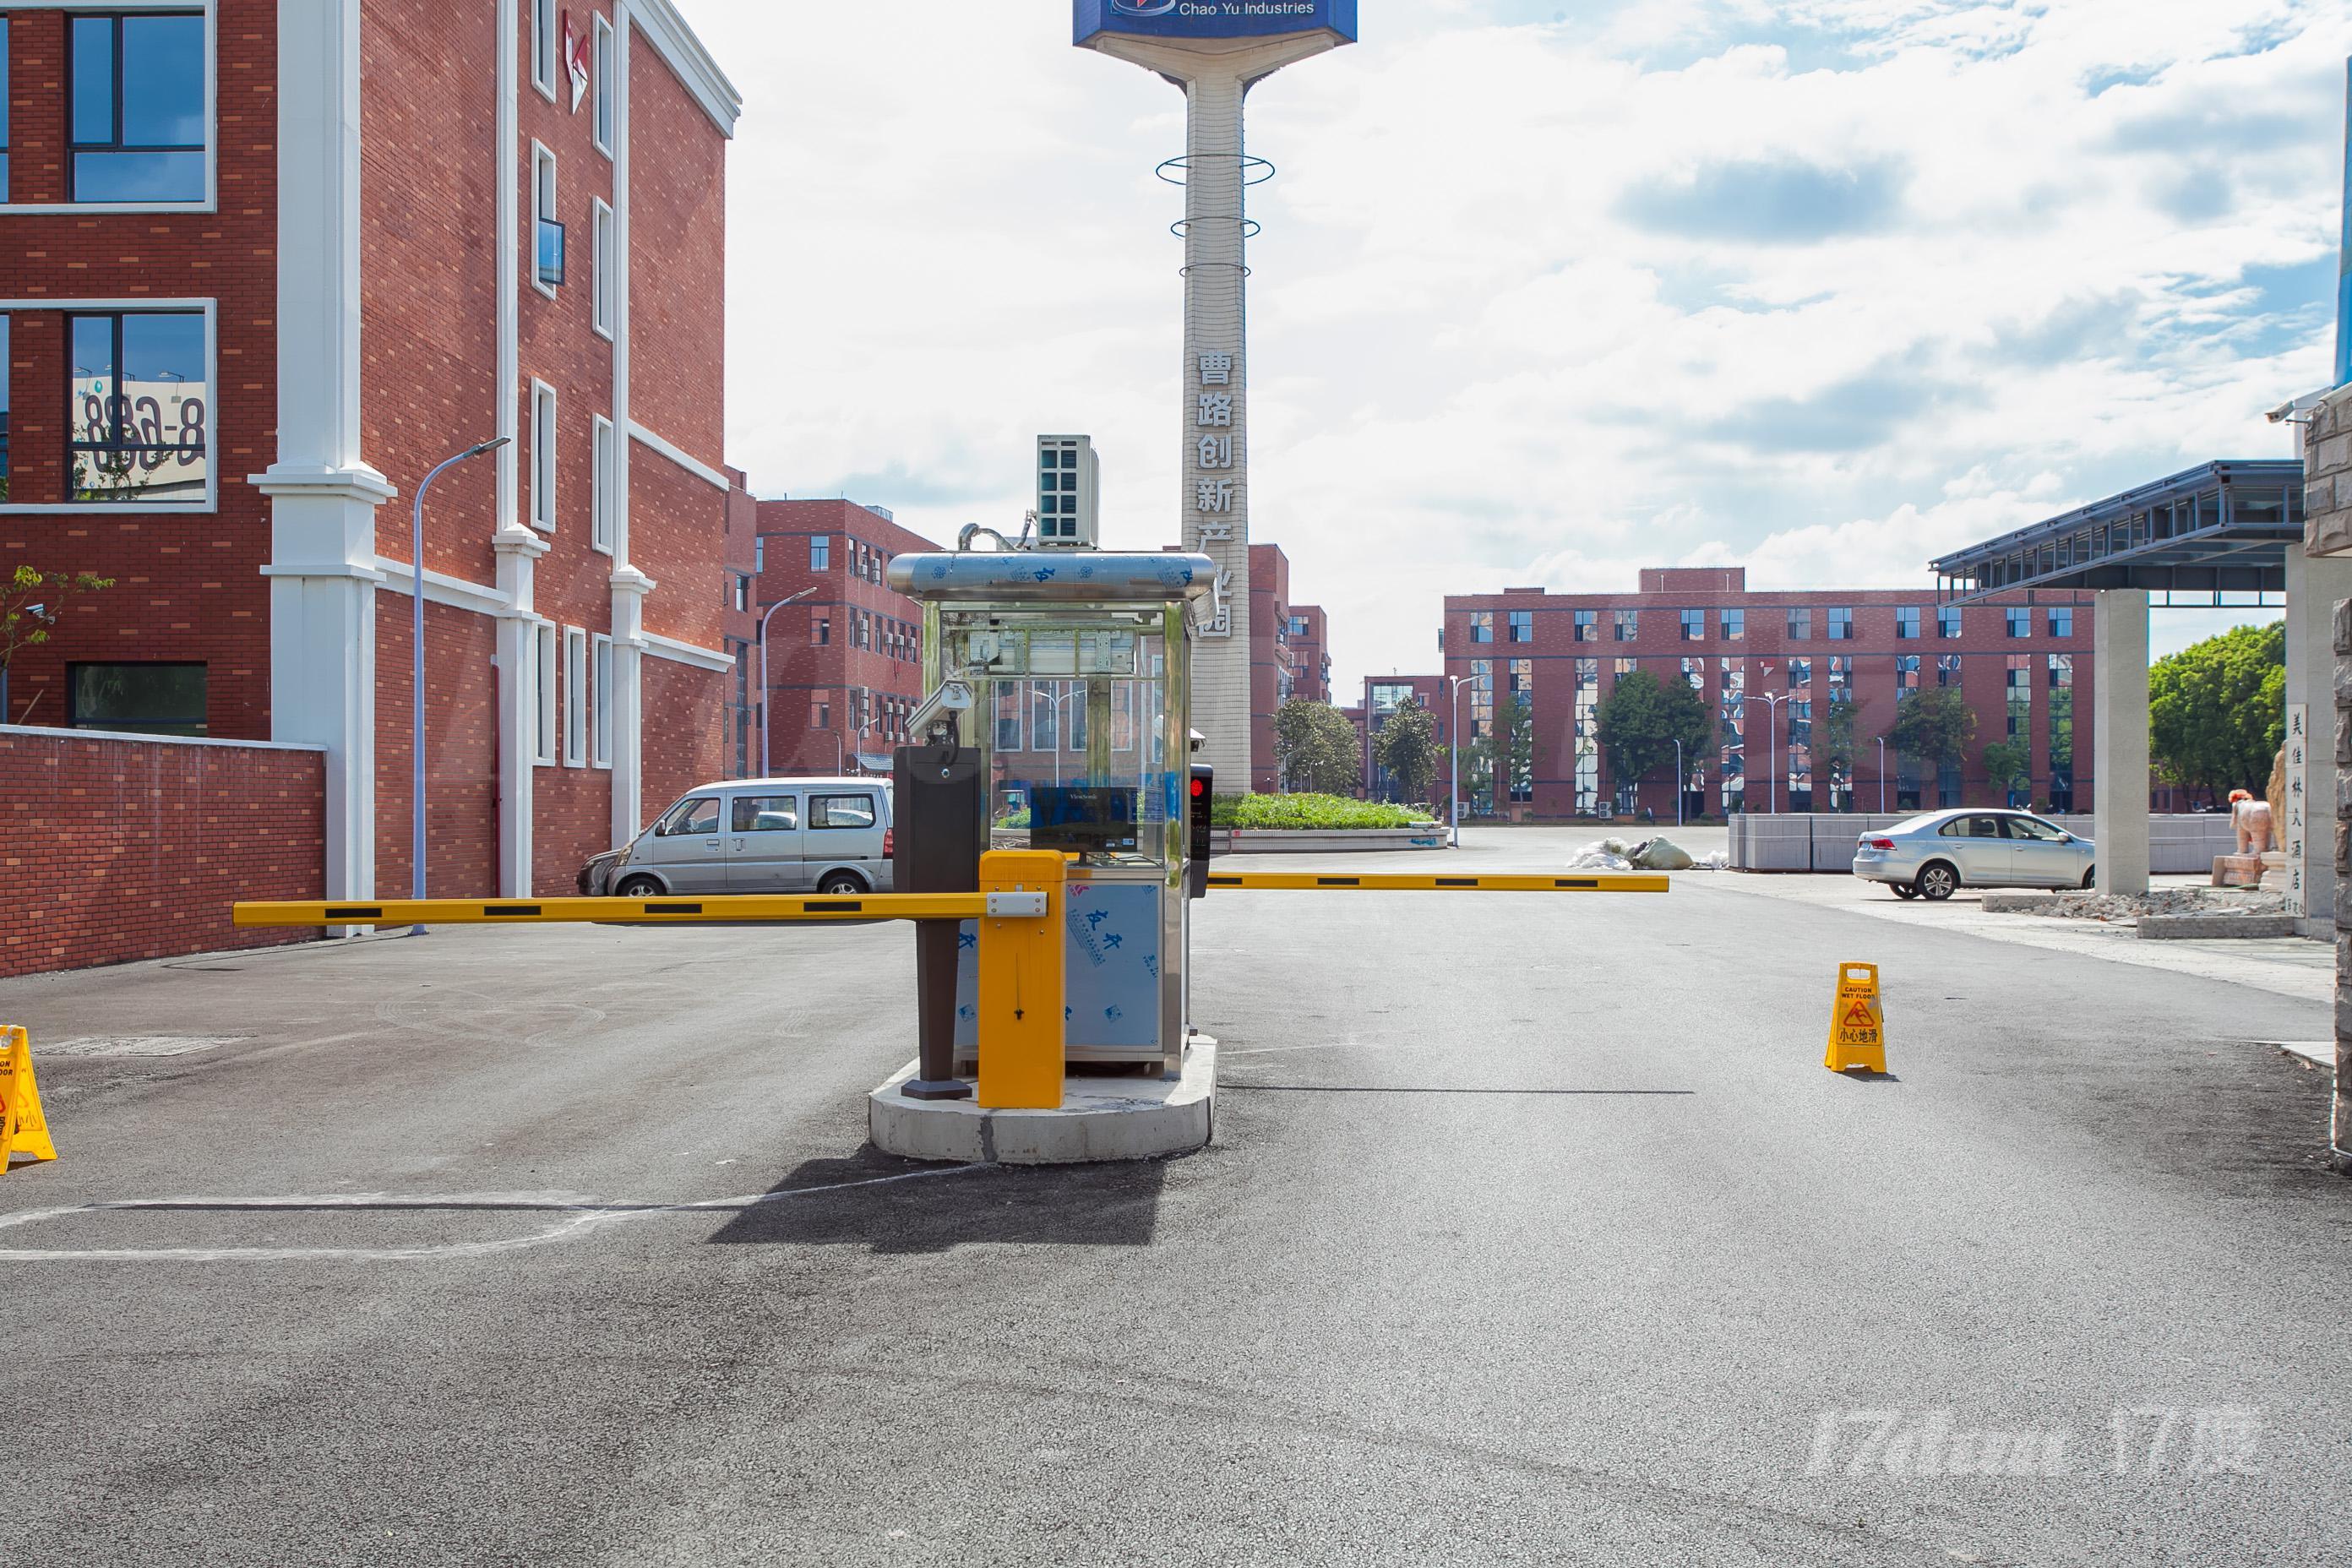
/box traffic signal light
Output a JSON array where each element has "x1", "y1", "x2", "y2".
[{"x1": 1187, "y1": 764, "x2": 1214, "y2": 899}]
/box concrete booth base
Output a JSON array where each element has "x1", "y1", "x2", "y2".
[{"x1": 868, "y1": 1037, "x2": 1217, "y2": 1164}]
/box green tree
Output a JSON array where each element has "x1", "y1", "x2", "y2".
[
  {"x1": 1374, "y1": 700, "x2": 1439, "y2": 807},
  {"x1": 1889, "y1": 685, "x2": 1975, "y2": 776},
  {"x1": 1595, "y1": 669, "x2": 1711, "y2": 802},
  {"x1": 0, "y1": 567, "x2": 117, "y2": 720},
  {"x1": 1816, "y1": 694, "x2": 1861, "y2": 808},
  {"x1": 1980, "y1": 737, "x2": 2032, "y2": 804},
  {"x1": 2148, "y1": 620, "x2": 2285, "y2": 803},
  {"x1": 1272, "y1": 698, "x2": 1362, "y2": 795}
]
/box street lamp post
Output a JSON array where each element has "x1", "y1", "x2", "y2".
[
  {"x1": 1673, "y1": 738, "x2": 1684, "y2": 828},
  {"x1": 1750, "y1": 683, "x2": 1795, "y2": 816},
  {"x1": 1446, "y1": 674, "x2": 1464, "y2": 848},
  {"x1": 757, "y1": 585, "x2": 819, "y2": 777},
  {"x1": 409, "y1": 435, "x2": 509, "y2": 935},
  {"x1": 1876, "y1": 736, "x2": 1887, "y2": 814}
]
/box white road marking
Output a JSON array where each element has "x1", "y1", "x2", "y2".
[{"x1": 0, "y1": 1163, "x2": 988, "y2": 1263}]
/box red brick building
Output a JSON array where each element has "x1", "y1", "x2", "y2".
[
  {"x1": 1246, "y1": 542, "x2": 1294, "y2": 792},
  {"x1": 749, "y1": 498, "x2": 941, "y2": 776},
  {"x1": 1288, "y1": 603, "x2": 1331, "y2": 703},
  {"x1": 0, "y1": 0, "x2": 741, "y2": 900},
  {"x1": 1441, "y1": 568, "x2": 2096, "y2": 819}
]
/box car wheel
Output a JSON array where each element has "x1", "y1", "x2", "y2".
[
  {"x1": 614, "y1": 874, "x2": 664, "y2": 899},
  {"x1": 817, "y1": 871, "x2": 868, "y2": 896},
  {"x1": 1915, "y1": 862, "x2": 1958, "y2": 901},
  {"x1": 1892, "y1": 883, "x2": 1919, "y2": 901},
  {"x1": 2081, "y1": 867, "x2": 2095, "y2": 890}
]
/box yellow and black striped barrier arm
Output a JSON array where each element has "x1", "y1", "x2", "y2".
[
  {"x1": 1200, "y1": 871, "x2": 1669, "y2": 893},
  {"x1": 231, "y1": 892, "x2": 995, "y2": 928}
]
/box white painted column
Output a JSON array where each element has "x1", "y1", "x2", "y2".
[
  {"x1": 2093, "y1": 589, "x2": 2150, "y2": 896},
  {"x1": 253, "y1": 0, "x2": 392, "y2": 901},
  {"x1": 2284, "y1": 546, "x2": 2352, "y2": 928},
  {"x1": 607, "y1": 1, "x2": 645, "y2": 849},
  {"x1": 488, "y1": 0, "x2": 542, "y2": 896}
]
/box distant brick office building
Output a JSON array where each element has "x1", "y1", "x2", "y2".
[
  {"x1": 1288, "y1": 603, "x2": 1331, "y2": 703},
  {"x1": 0, "y1": 1, "x2": 743, "y2": 899},
  {"x1": 1246, "y1": 542, "x2": 1295, "y2": 792},
  {"x1": 749, "y1": 498, "x2": 941, "y2": 776},
  {"x1": 1440, "y1": 568, "x2": 2096, "y2": 819}
]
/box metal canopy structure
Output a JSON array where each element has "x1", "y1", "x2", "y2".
[{"x1": 1930, "y1": 460, "x2": 2304, "y2": 604}]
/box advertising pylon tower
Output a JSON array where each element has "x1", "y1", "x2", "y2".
[{"x1": 1076, "y1": 2, "x2": 1358, "y2": 792}]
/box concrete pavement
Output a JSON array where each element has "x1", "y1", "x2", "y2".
[{"x1": 0, "y1": 828, "x2": 2343, "y2": 1565}]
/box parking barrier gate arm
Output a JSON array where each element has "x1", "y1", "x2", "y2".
[
  {"x1": 231, "y1": 893, "x2": 998, "y2": 927},
  {"x1": 1198, "y1": 872, "x2": 1669, "y2": 892}
]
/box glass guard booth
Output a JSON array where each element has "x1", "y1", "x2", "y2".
[{"x1": 890, "y1": 552, "x2": 1213, "y2": 1077}]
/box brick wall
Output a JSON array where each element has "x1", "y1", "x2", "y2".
[
  {"x1": 0, "y1": 727, "x2": 324, "y2": 977},
  {"x1": 638, "y1": 654, "x2": 724, "y2": 835},
  {"x1": 373, "y1": 597, "x2": 499, "y2": 898},
  {"x1": 1, "y1": 0, "x2": 280, "y2": 738}
]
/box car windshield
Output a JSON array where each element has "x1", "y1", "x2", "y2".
[{"x1": 1885, "y1": 814, "x2": 1946, "y2": 835}]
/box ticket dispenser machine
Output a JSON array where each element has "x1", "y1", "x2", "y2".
[{"x1": 885, "y1": 550, "x2": 1215, "y2": 1079}]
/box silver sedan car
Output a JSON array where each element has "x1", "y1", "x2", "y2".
[{"x1": 1851, "y1": 808, "x2": 2096, "y2": 901}]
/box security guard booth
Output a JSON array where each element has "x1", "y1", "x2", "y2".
[{"x1": 887, "y1": 550, "x2": 1214, "y2": 1079}]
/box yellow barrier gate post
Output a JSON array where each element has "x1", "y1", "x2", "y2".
[
  {"x1": 2, "y1": 1025, "x2": 57, "y2": 1167},
  {"x1": 1824, "y1": 962, "x2": 1886, "y2": 1074},
  {"x1": 975, "y1": 850, "x2": 1068, "y2": 1110}
]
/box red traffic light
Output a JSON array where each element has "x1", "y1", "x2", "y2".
[{"x1": 1190, "y1": 778, "x2": 1207, "y2": 798}]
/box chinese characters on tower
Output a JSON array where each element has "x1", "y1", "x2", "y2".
[{"x1": 1192, "y1": 351, "x2": 1236, "y2": 638}]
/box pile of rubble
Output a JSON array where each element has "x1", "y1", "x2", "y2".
[
  {"x1": 1566, "y1": 836, "x2": 1726, "y2": 872},
  {"x1": 1987, "y1": 886, "x2": 2286, "y2": 923}
]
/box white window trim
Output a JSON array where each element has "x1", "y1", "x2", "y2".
[
  {"x1": 591, "y1": 633, "x2": 613, "y2": 769},
  {"x1": 591, "y1": 414, "x2": 616, "y2": 554},
  {"x1": 533, "y1": 621, "x2": 558, "y2": 765},
  {"x1": 530, "y1": 378, "x2": 558, "y2": 532},
  {"x1": 0, "y1": 1, "x2": 217, "y2": 215},
  {"x1": 592, "y1": 13, "x2": 617, "y2": 159},
  {"x1": 531, "y1": 141, "x2": 559, "y2": 300},
  {"x1": 591, "y1": 198, "x2": 616, "y2": 340},
  {"x1": 0, "y1": 297, "x2": 218, "y2": 514},
  {"x1": 563, "y1": 625, "x2": 588, "y2": 767},
  {"x1": 531, "y1": 0, "x2": 558, "y2": 101}
]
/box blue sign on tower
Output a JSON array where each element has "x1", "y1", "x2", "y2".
[{"x1": 1074, "y1": 0, "x2": 1358, "y2": 46}]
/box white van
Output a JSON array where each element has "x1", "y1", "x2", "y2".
[{"x1": 579, "y1": 777, "x2": 893, "y2": 896}]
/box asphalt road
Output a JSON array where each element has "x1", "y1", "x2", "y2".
[{"x1": 1, "y1": 828, "x2": 2344, "y2": 1565}]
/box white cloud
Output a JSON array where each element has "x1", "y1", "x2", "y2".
[{"x1": 691, "y1": 0, "x2": 2347, "y2": 699}]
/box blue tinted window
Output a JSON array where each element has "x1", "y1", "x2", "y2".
[
  {"x1": 70, "y1": 14, "x2": 206, "y2": 203},
  {"x1": 68, "y1": 311, "x2": 210, "y2": 503}
]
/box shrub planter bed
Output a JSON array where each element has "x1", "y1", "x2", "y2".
[{"x1": 1221, "y1": 825, "x2": 1446, "y2": 854}]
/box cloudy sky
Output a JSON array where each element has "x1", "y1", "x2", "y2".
[{"x1": 696, "y1": 0, "x2": 2349, "y2": 695}]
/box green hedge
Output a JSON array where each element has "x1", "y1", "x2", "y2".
[{"x1": 1209, "y1": 792, "x2": 1422, "y2": 830}]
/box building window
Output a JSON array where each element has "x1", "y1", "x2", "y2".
[
  {"x1": 2047, "y1": 606, "x2": 2073, "y2": 638},
  {"x1": 1507, "y1": 656, "x2": 1531, "y2": 694},
  {"x1": 65, "y1": 309, "x2": 210, "y2": 504},
  {"x1": 2006, "y1": 607, "x2": 2030, "y2": 638},
  {"x1": 811, "y1": 615, "x2": 828, "y2": 646},
  {"x1": 731, "y1": 574, "x2": 749, "y2": 612},
  {"x1": 67, "y1": 662, "x2": 204, "y2": 735},
  {"x1": 531, "y1": 0, "x2": 558, "y2": 97},
  {"x1": 1468, "y1": 659, "x2": 1493, "y2": 740},
  {"x1": 2006, "y1": 653, "x2": 2031, "y2": 739},
  {"x1": 1572, "y1": 609, "x2": 1594, "y2": 642},
  {"x1": 753, "y1": 536, "x2": 765, "y2": 573},
  {"x1": 1720, "y1": 608, "x2": 1743, "y2": 641},
  {"x1": 532, "y1": 144, "x2": 562, "y2": 291},
  {"x1": 1938, "y1": 654, "x2": 1962, "y2": 688},
  {"x1": 1939, "y1": 605, "x2": 1962, "y2": 639},
  {"x1": 1896, "y1": 654, "x2": 1920, "y2": 694},
  {"x1": 591, "y1": 634, "x2": 612, "y2": 767},
  {"x1": 1896, "y1": 607, "x2": 1919, "y2": 640},
  {"x1": 1680, "y1": 608, "x2": 1705, "y2": 641},
  {"x1": 592, "y1": 14, "x2": 616, "y2": 156},
  {"x1": 810, "y1": 535, "x2": 830, "y2": 572},
  {"x1": 564, "y1": 626, "x2": 587, "y2": 766},
  {"x1": 1614, "y1": 609, "x2": 1638, "y2": 642},
  {"x1": 1507, "y1": 609, "x2": 1533, "y2": 643},
  {"x1": 1467, "y1": 610, "x2": 1492, "y2": 644},
  {"x1": 1787, "y1": 607, "x2": 1810, "y2": 640},
  {"x1": 68, "y1": 13, "x2": 207, "y2": 204},
  {"x1": 1788, "y1": 657, "x2": 1810, "y2": 689},
  {"x1": 530, "y1": 381, "x2": 557, "y2": 530},
  {"x1": 591, "y1": 415, "x2": 615, "y2": 553},
  {"x1": 2048, "y1": 653, "x2": 2074, "y2": 810},
  {"x1": 810, "y1": 695, "x2": 830, "y2": 730},
  {"x1": 591, "y1": 199, "x2": 615, "y2": 337},
  {"x1": 1827, "y1": 607, "x2": 1853, "y2": 640},
  {"x1": 533, "y1": 623, "x2": 558, "y2": 765}
]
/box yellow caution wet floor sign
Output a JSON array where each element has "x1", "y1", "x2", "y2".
[
  {"x1": 1824, "y1": 963, "x2": 1886, "y2": 1074},
  {"x1": 1, "y1": 1025, "x2": 57, "y2": 1166}
]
